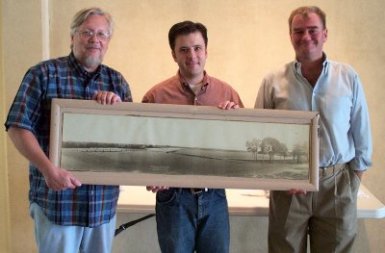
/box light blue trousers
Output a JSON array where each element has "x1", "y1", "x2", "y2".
[{"x1": 30, "y1": 202, "x2": 116, "y2": 253}]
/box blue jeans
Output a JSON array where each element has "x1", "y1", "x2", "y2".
[{"x1": 156, "y1": 188, "x2": 230, "y2": 253}]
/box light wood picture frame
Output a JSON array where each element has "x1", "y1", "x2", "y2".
[{"x1": 50, "y1": 98, "x2": 319, "y2": 191}]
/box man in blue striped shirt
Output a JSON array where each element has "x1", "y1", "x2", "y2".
[
  {"x1": 255, "y1": 6, "x2": 372, "y2": 253},
  {"x1": 5, "y1": 7, "x2": 132, "y2": 253}
]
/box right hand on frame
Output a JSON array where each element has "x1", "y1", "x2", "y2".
[{"x1": 43, "y1": 166, "x2": 82, "y2": 191}]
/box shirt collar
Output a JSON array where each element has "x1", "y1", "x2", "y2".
[
  {"x1": 178, "y1": 70, "x2": 209, "y2": 88},
  {"x1": 294, "y1": 52, "x2": 329, "y2": 75}
]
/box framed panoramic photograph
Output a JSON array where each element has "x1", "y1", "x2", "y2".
[{"x1": 50, "y1": 98, "x2": 320, "y2": 191}]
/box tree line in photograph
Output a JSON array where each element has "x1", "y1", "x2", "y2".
[{"x1": 245, "y1": 137, "x2": 308, "y2": 163}]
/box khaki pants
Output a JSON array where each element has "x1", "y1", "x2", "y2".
[{"x1": 268, "y1": 164, "x2": 361, "y2": 253}]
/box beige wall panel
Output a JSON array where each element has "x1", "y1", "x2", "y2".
[
  {"x1": 3, "y1": 0, "x2": 43, "y2": 252},
  {"x1": 0, "y1": 1, "x2": 11, "y2": 252}
]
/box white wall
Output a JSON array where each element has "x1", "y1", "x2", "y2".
[{"x1": 2, "y1": 0, "x2": 385, "y2": 252}]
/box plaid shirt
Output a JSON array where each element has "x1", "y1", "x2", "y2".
[{"x1": 5, "y1": 53, "x2": 132, "y2": 227}]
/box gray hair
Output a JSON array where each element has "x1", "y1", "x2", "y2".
[{"x1": 70, "y1": 7, "x2": 114, "y2": 37}]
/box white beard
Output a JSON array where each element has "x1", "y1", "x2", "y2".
[{"x1": 83, "y1": 55, "x2": 102, "y2": 70}]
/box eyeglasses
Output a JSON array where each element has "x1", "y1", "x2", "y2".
[{"x1": 77, "y1": 30, "x2": 110, "y2": 41}]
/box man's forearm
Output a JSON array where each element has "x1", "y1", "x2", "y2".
[{"x1": 8, "y1": 127, "x2": 54, "y2": 175}]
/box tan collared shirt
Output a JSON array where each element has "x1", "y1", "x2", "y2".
[{"x1": 142, "y1": 71, "x2": 244, "y2": 107}]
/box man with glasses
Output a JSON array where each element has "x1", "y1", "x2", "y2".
[{"x1": 5, "y1": 7, "x2": 131, "y2": 253}]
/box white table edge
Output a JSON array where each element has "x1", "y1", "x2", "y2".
[{"x1": 117, "y1": 184, "x2": 385, "y2": 219}]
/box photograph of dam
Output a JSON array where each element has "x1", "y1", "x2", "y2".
[{"x1": 58, "y1": 110, "x2": 315, "y2": 181}]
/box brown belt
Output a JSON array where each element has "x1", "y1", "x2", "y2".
[{"x1": 319, "y1": 164, "x2": 347, "y2": 177}]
